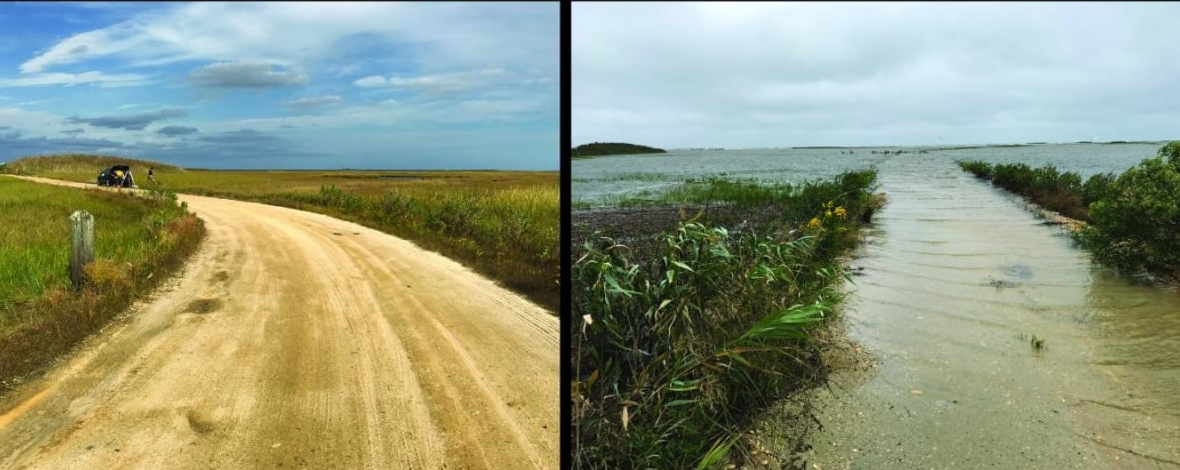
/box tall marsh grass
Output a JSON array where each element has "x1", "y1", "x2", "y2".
[
  {"x1": 0, "y1": 177, "x2": 204, "y2": 390},
  {"x1": 299, "y1": 184, "x2": 559, "y2": 309},
  {"x1": 572, "y1": 170, "x2": 882, "y2": 469},
  {"x1": 3, "y1": 155, "x2": 558, "y2": 312}
]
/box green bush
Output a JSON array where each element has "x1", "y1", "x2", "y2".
[
  {"x1": 1083, "y1": 142, "x2": 1180, "y2": 276},
  {"x1": 957, "y1": 160, "x2": 1088, "y2": 221},
  {"x1": 1082, "y1": 172, "x2": 1118, "y2": 207},
  {"x1": 957, "y1": 160, "x2": 993, "y2": 179}
]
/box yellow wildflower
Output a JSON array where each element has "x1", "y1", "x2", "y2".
[
  {"x1": 825, "y1": 210, "x2": 832, "y2": 218},
  {"x1": 835, "y1": 206, "x2": 847, "y2": 219},
  {"x1": 808, "y1": 217, "x2": 822, "y2": 229}
]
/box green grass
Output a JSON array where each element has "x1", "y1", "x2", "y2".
[
  {"x1": 572, "y1": 170, "x2": 882, "y2": 470},
  {"x1": 3, "y1": 154, "x2": 559, "y2": 313},
  {"x1": 0, "y1": 177, "x2": 204, "y2": 390},
  {"x1": 1, "y1": 153, "x2": 183, "y2": 176}
]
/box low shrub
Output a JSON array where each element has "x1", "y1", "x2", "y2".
[{"x1": 1083, "y1": 142, "x2": 1180, "y2": 277}]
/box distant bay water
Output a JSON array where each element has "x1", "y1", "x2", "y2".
[{"x1": 571, "y1": 142, "x2": 1164, "y2": 206}]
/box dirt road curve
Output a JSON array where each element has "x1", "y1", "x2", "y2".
[{"x1": 0, "y1": 176, "x2": 559, "y2": 470}]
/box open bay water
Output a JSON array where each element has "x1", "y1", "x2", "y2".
[
  {"x1": 571, "y1": 142, "x2": 1160, "y2": 206},
  {"x1": 572, "y1": 142, "x2": 1180, "y2": 468}
]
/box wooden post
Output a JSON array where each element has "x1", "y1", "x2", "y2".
[{"x1": 70, "y1": 210, "x2": 94, "y2": 290}]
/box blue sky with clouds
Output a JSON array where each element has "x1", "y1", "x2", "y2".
[{"x1": 0, "y1": 2, "x2": 558, "y2": 170}]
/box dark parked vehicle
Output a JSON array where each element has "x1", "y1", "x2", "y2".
[{"x1": 97, "y1": 165, "x2": 135, "y2": 187}]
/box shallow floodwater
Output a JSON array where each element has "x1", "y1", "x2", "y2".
[
  {"x1": 571, "y1": 142, "x2": 1160, "y2": 205},
  {"x1": 801, "y1": 156, "x2": 1180, "y2": 469},
  {"x1": 572, "y1": 143, "x2": 1180, "y2": 468}
]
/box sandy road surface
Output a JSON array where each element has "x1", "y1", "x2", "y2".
[{"x1": 0, "y1": 176, "x2": 559, "y2": 470}]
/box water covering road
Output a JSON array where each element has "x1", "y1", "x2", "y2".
[{"x1": 796, "y1": 156, "x2": 1180, "y2": 469}]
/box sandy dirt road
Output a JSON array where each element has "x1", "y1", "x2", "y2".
[{"x1": 0, "y1": 176, "x2": 559, "y2": 470}]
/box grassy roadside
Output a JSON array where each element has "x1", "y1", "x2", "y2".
[
  {"x1": 2, "y1": 155, "x2": 559, "y2": 313},
  {"x1": 0, "y1": 177, "x2": 204, "y2": 393},
  {"x1": 571, "y1": 170, "x2": 884, "y2": 470}
]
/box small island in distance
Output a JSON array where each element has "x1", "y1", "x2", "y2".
[{"x1": 571, "y1": 142, "x2": 667, "y2": 158}]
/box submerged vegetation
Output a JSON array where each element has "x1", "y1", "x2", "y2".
[
  {"x1": 571, "y1": 142, "x2": 667, "y2": 158},
  {"x1": 572, "y1": 170, "x2": 883, "y2": 470},
  {"x1": 3, "y1": 155, "x2": 559, "y2": 312},
  {"x1": 958, "y1": 141, "x2": 1180, "y2": 281},
  {"x1": 0, "y1": 178, "x2": 204, "y2": 391}
]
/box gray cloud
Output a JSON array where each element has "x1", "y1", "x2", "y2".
[
  {"x1": 67, "y1": 108, "x2": 186, "y2": 130},
  {"x1": 282, "y1": 95, "x2": 343, "y2": 109},
  {"x1": 0, "y1": 127, "x2": 317, "y2": 170},
  {"x1": 189, "y1": 61, "x2": 309, "y2": 88},
  {"x1": 62, "y1": 128, "x2": 85, "y2": 136},
  {"x1": 158, "y1": 125, "x2": 199, "y2": 137},
  {"x1": 0, "y1": 129, "x2": 126, "y2": 156},
  {"x1": 197, "y1": 129, "x2": 295, "y2": 153},
  {"x1": 574, "y1": 3, "x2": 1180, "y2": 147}
]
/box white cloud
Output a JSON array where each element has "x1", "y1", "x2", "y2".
[
  {"x1": 282, "y1": 95, "x2": 343, "y2": 108},
  {"x1": 329, "y1": 62, "x2": 364, "y2": 77},
  {"x1": 354, "y1": 75, "x2": 389, "y2": 88},
  {"x1": 353, "y1": 68, "x2": 517, "y2": 92},
  {"x1": 19, "y1": 3, "x2": 556, "y2": 76},
  {"x1": 0, "y1": 107, "x2": 73, "y2": 137},
  {"x1": 0, "y1": 71, "x2": 151, "y2": 88},
  {"x1": 20, "y1": 29, "x2": 118, "y2": 73},
  {"x1": 15, "y1": 97, "x2": 63, "y2": 106}
]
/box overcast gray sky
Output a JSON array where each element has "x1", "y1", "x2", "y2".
[{"x1": 573, "y1": 2, "x2": 1180, "y2": 149}]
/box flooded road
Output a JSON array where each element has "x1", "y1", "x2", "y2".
[{"x1": 797, "y1": 156, "x2": 1180, "y2": 469}]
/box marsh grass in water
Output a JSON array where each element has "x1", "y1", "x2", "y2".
[
  {"x1": 0, "y1": 177, "x2": 204, "y2": 391},
  {"x1": 572, "y1": 170, "x2": 882, "y2": 470},
  {"x1": 3, "y1": 155, "x2": 559, "y2": 312},
  {"x1": 956, "y1": 160, "x2": 1089, "y2": 221}
]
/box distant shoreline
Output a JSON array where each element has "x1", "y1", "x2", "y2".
[
  {"x1": 569, "y1": 140, "x2": 1171, "y2": 159},
  {"x1": 570, "y1": 142, "x2": 667, "y2": 158},
  {"x1": 661, "y1": 141, "x2": 1170, "y2": 152}
]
